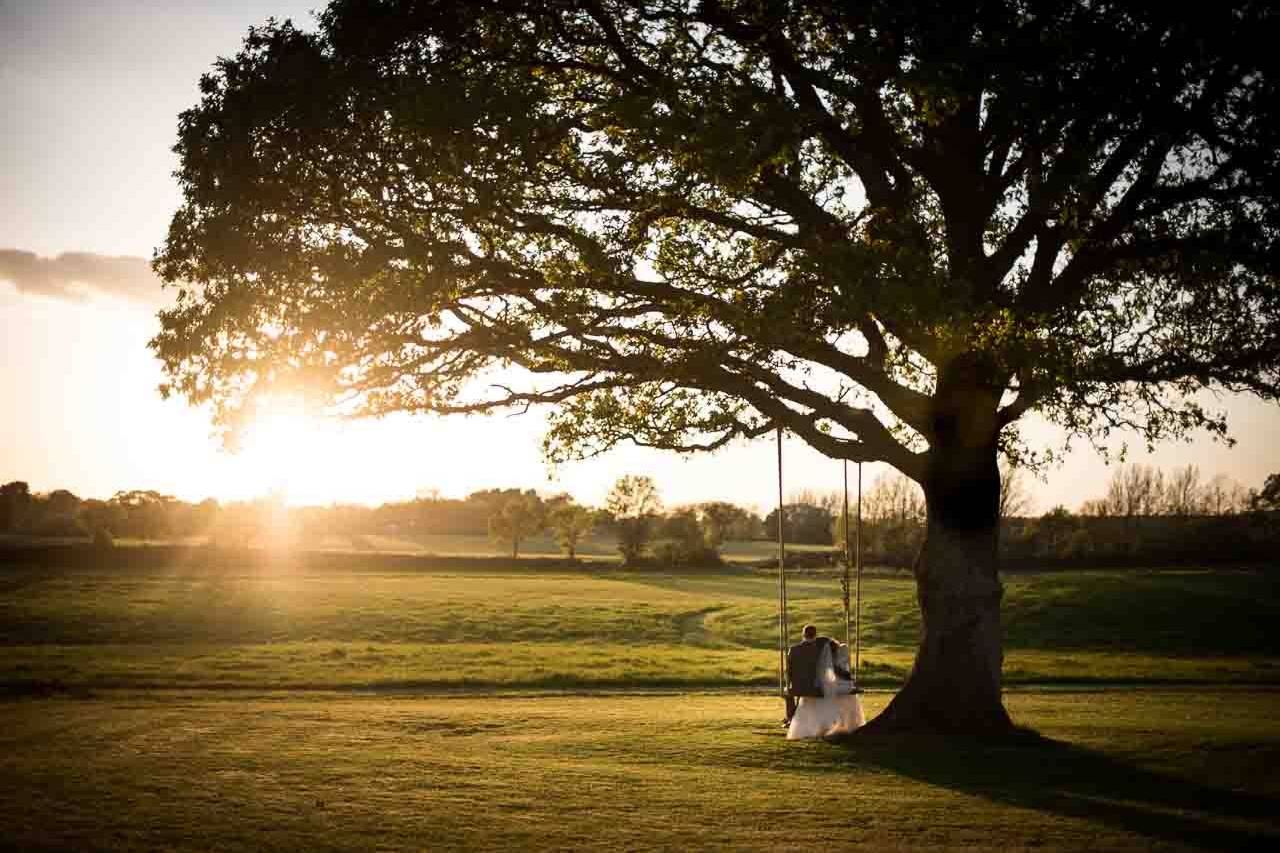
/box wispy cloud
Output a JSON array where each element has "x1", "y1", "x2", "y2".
[{"x1": 0, "y1": 249, "x2": 174, "y2": 305}]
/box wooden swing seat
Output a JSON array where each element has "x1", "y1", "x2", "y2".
[{"x1": 785, "y1": 685, "x2": 864, "y2": 699}]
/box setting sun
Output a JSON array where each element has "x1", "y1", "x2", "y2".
[
  {"x1": 235, "y1": 404, "x2": 336, "y2": 506},
  {"x1": 202, "y1": 400, "x2": 557, "y2": 508}
]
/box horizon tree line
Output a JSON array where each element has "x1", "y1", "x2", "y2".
[{"x1": 4, "y1": 466, "x2": 1276, "y2": 566}]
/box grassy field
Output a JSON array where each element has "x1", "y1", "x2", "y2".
[
  {"x1": 328, "y1": 532, "x2": 838, "y2": 563},
  {"x1": 2, "y1": 689, "x2": 1277, "y2": 850},
  {"x1": 1, "y1": 531, "x2": 836, "y2": 562},
  {"x1": 1, "y1": 551, "x2": 1277, "y2": 690},
  {"x1": 2, "y1": 549, "x2": 1278, "y2": 848}
]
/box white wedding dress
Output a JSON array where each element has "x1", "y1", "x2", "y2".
[{"x1": 786, "y1": 642, "x2": 864, "y2": 740}]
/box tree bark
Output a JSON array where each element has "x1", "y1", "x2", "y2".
[{"x1": 859, "y1": 355, "x2": 1014, "y2": 736}]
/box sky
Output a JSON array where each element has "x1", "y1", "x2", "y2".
[{"x1": 2, "y1": 0, "x2": 1278, "y2": 514}]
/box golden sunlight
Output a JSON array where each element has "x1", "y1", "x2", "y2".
[
  {"x1": 217, "y1": 399, "x2": 530, "y2": 508},
  {"x1": 235, "y1": 403, "x2": 339, "y2": 506}
]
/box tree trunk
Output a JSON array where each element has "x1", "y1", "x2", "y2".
[{"x1": 860, "y1": 355, "x2": 1013, "y2": 736}]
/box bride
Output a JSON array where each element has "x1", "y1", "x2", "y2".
[{"x1": 787, "y1": 634, "x2": 864, "y2": 740}]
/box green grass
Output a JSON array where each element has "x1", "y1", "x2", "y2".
[
  {"x1": 315, "y1": 531, "x2": 628, "y2": 558},
  {"x1": 275, "y1": 532, "x2": 836, "y2": 563},
  {"x1": 1, "y1": 689, "x2": 1277, "y2": 850},
  {"x1": 5, "y1": 531, "x2": 836, "y2": 562},
  {"x1": 2, "y1": 556, "x2": 1277, "y2": 690},
  {"x1": 3, "y1": 552, "x2": 1278, "y2": 848},
  {"x1": 1000, "y1": 569, "x2": 1280, "y2": 656}
]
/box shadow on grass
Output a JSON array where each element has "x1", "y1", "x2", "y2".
[{"x1": 826, "y1": 729, "x2": 1278, "y2": 850}]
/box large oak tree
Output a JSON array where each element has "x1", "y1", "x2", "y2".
[{"x1": 152, "y1": 0, "x2": 1280, "y2": 733}]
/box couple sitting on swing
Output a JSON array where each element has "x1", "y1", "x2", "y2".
[{"x1": 785, "y1": 623, "x2": 865, "y2": 740}]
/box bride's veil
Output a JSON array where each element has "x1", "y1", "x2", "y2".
[
  {"x1": 817, "y1": 641, "x2": 839, "y2": 699},
  {"x1": 818, "y1": 642, "x2": 854, "y2": 698}
]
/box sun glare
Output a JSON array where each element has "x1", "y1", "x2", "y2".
[
  {"x1": 236, "y1": 404, "x2": 345, "y2": 506},
  {"x1": 221, "y1": 400, "x2": 508, "y2": 508}
]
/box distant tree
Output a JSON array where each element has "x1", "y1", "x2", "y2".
[
  {"x1": 1162, "y1": 464, "x2": 1205, "y2": 517},
  {"x1": 765, "y1": 502, "x2": 834, "y2": 546},
  {"x1": 1110, "y1": 467, "x2": 1137, "y2": 516},
  {"x1": 25, "y1": 489, "x2": 86, "y2": 537},
  {"x1": 80, "y1": 499, "x2": 126, "y2": 538},
  {"x1": 377, "y1": 495, "x2": 477, "y2": 536},
  {"x1": 605, "y1": 476, "x2": 662, "y2": 565},
  {"x1": 863, "y1": 474, "x2": 927, "y2": 524},
  {"x1": 1078, "y1": 498, "x2": 1109, "y2": 518},
  {"x1": 1135, "y1": 468, "x2": 1166, "y2": 517},
  {"x1": 545, "y1": 495, "x2": 595, "y2": 561},
  {"x1": 696, "y1": 501, "x2": 757, "y2": 549},
  {"x1": 487, "y1": 491, "x2": 545, "y2": 559},
  {"x1": 1252, "y1": 474, "x2": 1280, "y2": 512},
  {"x1": 788, "y1": 489, "x2": 842, "y2": 517},
  {"x1": 833, "y1": 472, "x2": 926, "y2": 546},
  {"x1": 836, "y1": 472, "x2": 926, "y2": 564},
  {"x1": 0, "y1": 481, "x2": 32, "y2": 532},
  {"x1": 1103, "y1": 464, "x2": 1164, "y2": 518},
  {"x1": 110, "y1": 490, "x2": 176, "y2": 540},
  {"x1": 1204, "y1": 475, "x2": 1250, "y2": 516},
  {"x1": 1090, "y1": 463, "x2": 1230, "y2": 517},
  {"x1": 44, "y1": 489, "x2": 82, "y2": 518},
  {"x1": 461, "y1": 488, "x2": 523, "y2": 535},
  {"x1": 604, "y1": 475, "x2": 662, "y2": 518},
  {"x1": 660, "y1": 508, "x2": 703, "y2": 545},
  {"x1": 468, "y1": 488, "x2": 523, "y2": 506},
  {"x1": 998, "y1": 466, "x2": 1033, "y2": 521},
  {"x1": 655, "y1": 507, "x2": 719, "y2": 567},
  {"x1": 1034, "y1": 506, "x2": 1081, "y2": 558},
  {"x1": 1101, "y1": 469, "x2": 1129, "y2": 517}
]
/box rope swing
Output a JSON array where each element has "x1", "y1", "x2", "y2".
[
  {"x1": 776, "y1": 428, "x2": 864, "y2": 707},
  {"x1": 776, "y1": 427, "x2": 788, "y2": 699},
  {"x1": 844, "y1": 458, "x2": 863, "y2": 684}
]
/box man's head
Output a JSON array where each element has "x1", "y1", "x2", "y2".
[{"x1": 802, "y1": 624, "x2": 817, "y2": 641}]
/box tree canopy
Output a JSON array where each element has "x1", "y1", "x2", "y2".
[
  {"x1": 1253, "y1": 473, "x2": 1280, "y2": 511},
  {"x1": 153, "y1": 0, "x2": 1280, "y2": 483},
  {"x1": 604, "y1": 474, "x2": 661, "y2": 563}
]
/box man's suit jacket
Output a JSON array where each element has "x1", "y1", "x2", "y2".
[{"x1": 786, "y1": 637, "x2": 834, "y2": 696}]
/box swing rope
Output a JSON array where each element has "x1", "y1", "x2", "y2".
[
  {"x1": 776, "y1": 429, "x2": 864, "y2": 703},
  {"x1": 843, "y1": 462, "x2": 851, "y2": 649},
  {"x1": 855, "y1": 460, "x2": 863, "y2": 685},
  {"x1": 841, "y1": 460, "x2": 864, "y2": 689},
  {"x1": 776, "y1": 427, "x2": 787, "y2": 699}
]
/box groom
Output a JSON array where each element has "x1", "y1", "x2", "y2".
[{"x1": 784, "y1": 624, "x2": 853, "y2": 724}]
